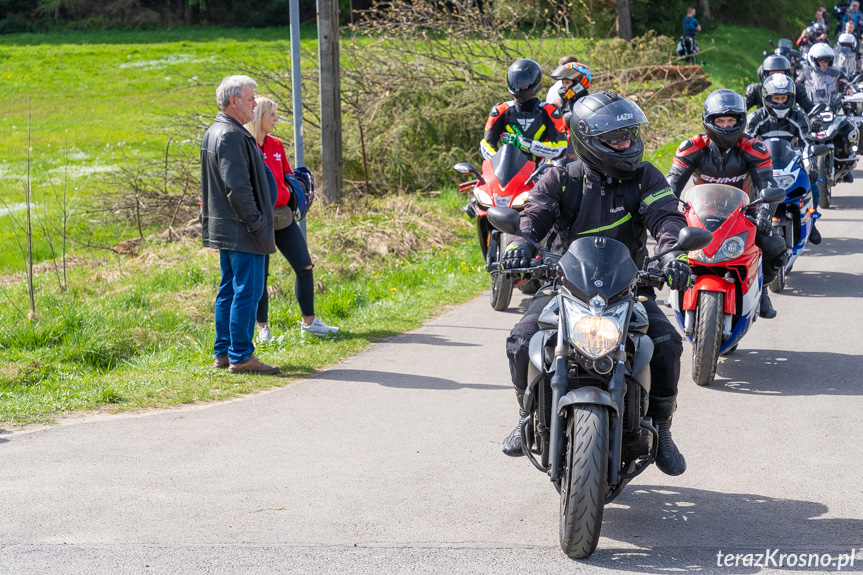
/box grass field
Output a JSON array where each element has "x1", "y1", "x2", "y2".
[{"x1": 0, "y1": 23, "x2": 775, "y2": 425}]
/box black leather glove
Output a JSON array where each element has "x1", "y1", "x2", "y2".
[
  {"x1": 661, "y1": 251, "x2": 693, "y2": 291},
  {"x1": 501, "y1": 238, "x2": 532, "y2": 269},
  {"x1": 753, "y1": 207, "x2": 773, "y2": 236}
]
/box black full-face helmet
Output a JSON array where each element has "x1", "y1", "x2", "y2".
[
  {"x1": 702, "y1": 89, "x2": 747, "y2": 150},
  {"x1": 758, "y1": 54, "x2": 792, "y2": 81},
  {"x1": 570, "y1": 91, "x2": 649, "y2": 180},
  {"x1": 761, "y1": 73, "x2": 796, "y2": 119},
  {"x1": 507, "y1": 59, "x2": 543, "y2": 105}
]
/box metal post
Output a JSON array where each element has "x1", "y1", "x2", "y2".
[
  {"x1": 317, "y1": 0, "x2": 342, "y2": 203},
  {"x1": 289, "y1": 0, "x2": 307, "y2": 236}
]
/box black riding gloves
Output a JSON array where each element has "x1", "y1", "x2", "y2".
[
  {"x1": 501, "y1": 239, "x2": 532, "y2": 269},
  {"x1": 754, "y1": 207, "x2": 773, "y2": 236},
  {"x1": 661, "y1": 251, "x2": 693, "y2": 291}
]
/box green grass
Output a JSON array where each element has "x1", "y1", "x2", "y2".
[{"x1": 0, "y1": 189, "x2": 489, "y2": 425}]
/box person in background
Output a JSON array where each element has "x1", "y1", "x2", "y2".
[
  {"x1": 682, "y1": 7, "x2": 701, "y2": 63},
  {"x1": 843, "y1": 1, "x2": 863, "y2": 36},
  {"x1": 549, "y1": 60, "x2": 592, "y2": 160},
  {"x1": 201, "y1": 75, "x2": 280, "y2": 375},
  {"x1": 480, "y1": 59, "x2": 568, "y2": 163},
  {"x1": 244, "y1": 97, "x2": 339, "y2": 339},
  {"x1": 546, "y1": 54, "x2": 579, "y2": 105},
  {"x1": 815, "y1": 5, "x2": 827, "y2": 27}
]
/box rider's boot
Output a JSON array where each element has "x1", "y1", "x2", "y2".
[
  {"x1": 501, "y1": 393, "x2": 531, "y2": 457},
  {"x1": 648, "y1": 394, "x2": 687, "y2": 476},
  {"x1": 809, "y1": 222, "x2": 822, "y2": 245},
  {"x1": 759, "y1": 290, "x2": 777, "y2": 319}
]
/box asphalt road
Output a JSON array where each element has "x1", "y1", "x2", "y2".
[{"x1": 2, "y1": 181, "x2": 863, "y2": 574}]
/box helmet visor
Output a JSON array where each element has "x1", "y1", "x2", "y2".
[
  {"x1": 578, "y1": 98, "x2": 648, "y2": 136},
  {"x1": 598, "y1": 126, "x2": 641, "y2": 148}
]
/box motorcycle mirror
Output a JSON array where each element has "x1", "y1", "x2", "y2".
[
  {"x1": 453, "y1": 162, "x2": 480, "y2": 177},
  {"x1": 768, "y1": 39, "x2": 776, "y2": 47},
  {"x1": 486, "y1": 206, "x2": 522, "y2": 235},
  {"x1": 810, "y1": 144, "x2": 831, "y2": 157},
  {"x1": 759, "y1": 187, "x2": 787, "y2": 204},
  {"x1": 809, "y1": 103, "x2": 827, "y2": 116},
  {"x1": 675, "y1": 227, "x2": 713, "y2": 252}
]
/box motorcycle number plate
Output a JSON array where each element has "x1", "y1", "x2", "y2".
[{"x1": 494, "y1": 195, "x2": 509, "y2": 208}]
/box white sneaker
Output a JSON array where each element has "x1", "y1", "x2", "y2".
[
  {"x1": 258, "y1": 325, "x2": 273, "y2": 342},
  {"x1": 299, "y1": 317, "x2": 340, "y2": 336}
]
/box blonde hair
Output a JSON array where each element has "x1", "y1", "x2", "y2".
[{"x1": 244, "y1": 96, "x2": 277, "y2": 142}]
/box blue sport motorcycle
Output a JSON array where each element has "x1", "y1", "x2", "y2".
[{"x1": 763, "y1": 137, "x2": 829, "y2": 293}]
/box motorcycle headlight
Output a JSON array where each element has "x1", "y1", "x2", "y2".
[
  {"x1": 562, "y1": 298, "x2": 627, "y2": 359},
  {"x1": 690, "y1": 232, "x2": 748, "y2": 264},
  {"x1": 773, "y1": 174, "x2": 796, "y2": 190},
  {"x1": 510, "y1": 191, "x2": 530, "y2": 209},
  {"x1": 473, "y1": 188, "x2": 493, "y2": 207}
]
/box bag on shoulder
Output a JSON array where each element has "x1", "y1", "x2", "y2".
[{"x1": 273, "y1": 205, "x2": 294, "y2": 230}]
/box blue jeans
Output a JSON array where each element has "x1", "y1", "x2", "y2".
[{"x1": 214, "y1": 250, "x2": 266, "y2": 364}]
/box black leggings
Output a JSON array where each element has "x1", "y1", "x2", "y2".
[
  {"x1": 256, "y1": 219, "x2": 315, "y2": 323},
  {"x1": 506, "y1": 287, "x2": 683, "y2": 399}
]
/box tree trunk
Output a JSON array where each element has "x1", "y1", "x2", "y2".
[
  {"x1": 698, "y1": 0, "x2": 711, "y2": 20},
  {"x1": 318, "y1": 0, "x2": 343, "y2": 203},
  {"x1": 616, "y1": 0, "x2": 632, "y2": 40}
]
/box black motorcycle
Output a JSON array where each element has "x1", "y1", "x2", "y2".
[
  {"x1": 765, "y1": 38, "x2": 804, "y2": 76},
  {"x1": 809, "y1": 97, "x2": 861, "y2": 206},
  {"x1": 487, "y1": 207, "x2": 712, "y2": 559}
]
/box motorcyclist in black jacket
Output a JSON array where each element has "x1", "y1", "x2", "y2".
[
  {"x1": 480, "y1": 59, "x2": 568, "y2": 163},
  {"x1": 745, "y1": 54, "x2": 815, "y2": 112},
  {"x1": 500, "y1": 91, "x2": 691, "y2": 477},
  {"x1": 666, "y1": 89, "x2": 786, "y2": 319},
  {"x1": 746, "y1": 74, "x2": 822, "y2": 244}
]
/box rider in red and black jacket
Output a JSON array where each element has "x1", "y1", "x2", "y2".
[
  {"x1": 480, "y1": 59, "x2": 568, "y2": 163},
  {"x1": 666, "y1": 89, "x2": 786, "y2": 319}
]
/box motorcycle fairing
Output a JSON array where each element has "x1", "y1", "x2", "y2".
[
  {"x1": 558, "y1": 237, "x2": 639, "y2": 302},
  {"x1": 480, "y1": 143, "x2": 536, "y2": 201}
]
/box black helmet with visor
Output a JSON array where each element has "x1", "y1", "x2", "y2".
[
  {"x1": 758, "y1": 54, "x2": 792, "y2": 81},
  {"x1": 507, "y1": 59, "x2": 543, "y2": 106},
  {"x1": 702, "y1": 89, "x2": 747, "y2": 150},
  {"x1": 570, "y1": 91, "x2": 648, "y2": 180}
]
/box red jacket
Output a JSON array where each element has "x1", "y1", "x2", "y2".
[{"x1": 259, "y1": 135, "x2": 294, "y2": 208}]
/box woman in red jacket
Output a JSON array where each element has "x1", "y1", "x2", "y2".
[{"x1": 245, "y1": 97, "x2": 339, "y2": 339}]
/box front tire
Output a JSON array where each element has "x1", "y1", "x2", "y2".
[
  {"x1": 559, "y1": 405, "x2": 608, "y2": 560},
  {"x1": 768, "y1": 263, "x2": 786, "y2": 293},
  {"x1": 517, "y1": 278, "x2": 541, "y2": 294},
  {"x1": 691, "y1": 291, "x2": 723, "y2": 387}
]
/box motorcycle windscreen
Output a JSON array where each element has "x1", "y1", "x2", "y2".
[
  {"x1": 558, "y1": 236, "x2": 638, "y2": 301},
  {"x1": 491, "y1": 144, "x2": 530, "y2": 189},
  {"x1": 763, "y1": 137, "x2": 796, "y2": 169},
  {"x1": 683, "y1": 184, "x2": 750, "y2": 232}
]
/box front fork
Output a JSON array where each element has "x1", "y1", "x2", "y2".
[{"x1": 546, "y1": 299, "x2": 624, "y2": 488}]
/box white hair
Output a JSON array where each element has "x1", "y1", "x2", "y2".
[{"x1": 216, "y1": 75, "x2": 258, "y2": 110}]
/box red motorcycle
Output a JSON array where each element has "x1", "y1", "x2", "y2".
[
  {"x1": 454, "y1": 143, "x2": 548, "y2": 310},
  {"x1": 668, "y1": 184, "x2": 786, "y2": 386}
]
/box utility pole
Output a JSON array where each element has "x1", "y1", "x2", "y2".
[
  {"x1": 289, "y1": 0, "x2": 307, "y2": 237},
  {"x1": 317, "y1": 0, "x2": 342, "y2": 203}
]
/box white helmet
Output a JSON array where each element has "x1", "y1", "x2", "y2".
[
  {"x1": 808, "y1": 42, "x2": 835, "y2": 68},
  {"x1": 838, "y1": 33, "x2": 858, "y2": 50}
]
